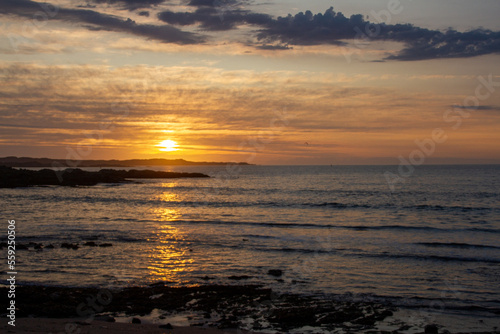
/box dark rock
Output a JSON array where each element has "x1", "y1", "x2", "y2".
[
  {"x1": 201, "y1": 276, "x2": 212, "y2": 280},
  {"x1": 34, "y1": 244, "x2": 43, "y2": 250},
  {"x1": 425, "y1": 324, "x2": 439, "y2": 334},
  {"x1": 353, "y1": 315, "x2": 376, "y2": 326},
  {"x1": 45, "y1": 244, "x2": 55, "y2": 249},
  {"x1": 7, "y1": 284, "x2": 395, "y2": 333},
  {"x1": 375, "y1": 309, "x2": 393, "y2": 320},
  {"x1": 95, "y1": 315, "x2": 115, "y2": 322},
  {"x1": 99, "y1": 243, "x2": 113, "y2": 247},
  {"x1": 270, "y1": 307, "x2": 317, "y2": 328},
  {"x1": 0, "y1": 165, "x2": 210, "y2": 188},
  {"x1": 268, "y1": 269, "x2": 283, "y2": 277},
  {"x1": 131, "y1": 318, "x2": 141, "y2": 324},
  {"x1": 192, "y1": 323, "x2": 204, "y2": 327},
  {"x1": 17, "y1": 244, "x2": 29, "y2": 250},
  {"x1": 83, "y1": 241, "x2": 97, "y2": 247},
  {"x1": 159, "y1": 323, "x2": 173, "y2": 329},
  {"x1": 49, "y1": 292, "x2": 60, "y2": 300},
  {"x1": 228, "y1": 275, "x2": 252, "y2": 280},
  {"x1": 61, "y1": 243, "x2": 79, "y2": 250},
  {"x1": 149, "y1": 282, "x2": 165, "y2": 287}
]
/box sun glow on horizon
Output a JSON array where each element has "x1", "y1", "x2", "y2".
[{"x1": 157, "y1": 139, "x2": 179, "y2": 152}]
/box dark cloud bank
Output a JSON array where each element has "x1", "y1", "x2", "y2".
[
  {"x1": 0, "y1": 0, "x2": 202, "y2": 44},
  {"x1": 2, "y1": 0, "x2": 500, "y2": 60}
]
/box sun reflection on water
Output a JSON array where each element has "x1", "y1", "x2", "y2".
[{"x1": 147, "y1": 206, "x2": 195, "y2": 284}]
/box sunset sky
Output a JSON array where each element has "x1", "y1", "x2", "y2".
[{"x1": 1, "y1": 0, "x2": 499, "y2": 164}]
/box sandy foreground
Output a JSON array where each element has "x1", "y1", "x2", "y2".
[{"x1": 2, "y1": 318, "x2": 254, "y2": 334}]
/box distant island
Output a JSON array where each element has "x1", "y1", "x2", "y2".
[
  {"x1": 0, "y1": 166, "x2": 210, "y2": 188},
  {"x1": 0, "y1": 156, "x2": 251, "y2": 167}
]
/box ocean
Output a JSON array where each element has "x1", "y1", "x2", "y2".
[{"x1": 1, "y1": 164, "x2": 500, "y2": 330}]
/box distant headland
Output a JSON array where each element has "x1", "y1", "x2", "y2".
[{"x1": 0, "y1": 156, "x2": 251, "y2": 167}]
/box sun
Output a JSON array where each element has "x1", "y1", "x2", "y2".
[{"x1": 157, "y1": 139, "x2": 179, "y2": 152}]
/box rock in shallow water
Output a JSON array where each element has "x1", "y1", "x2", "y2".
[
  {"x1": 268, "y1": 269, "x2": 283, "y2": 277},
  {"x1": 425, "y1": 324, "x2": 439, "y2": 334},
  {"x1": 228, "y1": 275, "x2": 252, "y2": 280}
]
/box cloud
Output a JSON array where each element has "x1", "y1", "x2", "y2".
[
  {"x1": 2, "y1": 1, "x2": 499, "y2": 60},
  {"x1": 255, "y1": 44, "x2": 291, "y2": 50},
  {"x1": 451, "y1": 105, "x2": 500, "y2": 111},
  {"x1": 88, "y1": 0, "x2": 166, "y2": 10},
  {"x1": 158, "y1": 5, "x2": 500, "y2": 60},
  {"x1": 158, "y1": 7, "x2": 272, "y2": 31},
  {"x1": 253, "y1": 7, "x2": 500, "y2": 60},
  {"x1": 2, "y1": 62, "x2": 498, "y2": 163},
  {"x1": 385, "y1": 29, "x2": 500, "y2": 61},
  {"x1": 0, "y1": 0, "x2": 204, "y2": 44},
  {"x1": 187, "y1": 0, "x2": 246, "y2": 8}
]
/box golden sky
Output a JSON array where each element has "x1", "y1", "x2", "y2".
[{"x1": 0, "y1": 0, "x2": 499, "y2": 164}]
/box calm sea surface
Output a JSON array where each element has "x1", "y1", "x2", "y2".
[{"x1": 1, "y1": 165, "x2": 499, "y2": 314}]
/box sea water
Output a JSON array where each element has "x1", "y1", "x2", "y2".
[{"x1": 1, "y1": 165, "x2": 499, "y2": 319}]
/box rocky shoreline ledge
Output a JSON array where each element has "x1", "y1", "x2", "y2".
[
  {"x1": 0, "y1": 166, "x2": 209, "y2": 188},
  {"x1": 1, "y1": 284, "x2": 396, "y2": 333},
  {"x1": 1, "y1": 285, "x2": 498, "y2": 333}
]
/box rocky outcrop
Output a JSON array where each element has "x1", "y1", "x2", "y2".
[{"x1": 0, "y1": 166, "x2": 209, "y2": 188}]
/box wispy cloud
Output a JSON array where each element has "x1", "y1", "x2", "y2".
[
  {"x1": 87, "y1": 0, "x2": 167, "y2": 10},
  {"x1": 1, "y1": 0, "x2": 204, "y2": 44}
]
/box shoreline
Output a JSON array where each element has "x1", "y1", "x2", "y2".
[
  {"x1": 0, "y1": 318, "x2": 254, "y2": 334},
  {"x1": 1, "y1": 284, "x2": 499, "y2": 334}
]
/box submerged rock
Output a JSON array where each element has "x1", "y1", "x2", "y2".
[
  {"x1": 83, "y1": 241, "x2": 97, "y2": 247},
  {"x1": 267, "y1": 269, "x2": 283, "y2": 277},
  {"x1": 228, "y1": 275, "x2": 252, "y2": 280},
  {"x1": 61, "y1": 243, "x2": 79, "y2": 250}
]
